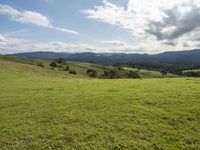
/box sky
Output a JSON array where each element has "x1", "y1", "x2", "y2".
[{"x1": 0, "y1": 0, "x2": 200, "y2": 54}]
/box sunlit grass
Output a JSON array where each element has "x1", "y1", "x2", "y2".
[{"x1": 0, "y1": 58, "x2": 199, "y2": 149}]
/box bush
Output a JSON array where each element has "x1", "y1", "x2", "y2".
[
  {"x1": 160, "y1": 70, "x2": 168, "y2": 77},
  {"x1": 69, "y1": 70, "x2": 76, "y2": 75},
  {"x1": 183, "y1": 71, "x2": 200, "y2": 77},
  {"x1": 128, "y1": 71, "x2": 141, "y2": 78},
  {"x1": 86, "y1": 69, "x2": 97, "y2": 78},
  {"x1": 37, "y1": 63, "x2": 45, "y2": 68},
  {"x1": 55, "y1": 58, "x2": 66, "y2": 67},
  {"x1": 102, "y1": 70, "x2": 117, "y2": 79},
  {"x1": 65, "y1": 66, "x2": 70, "y2": 71},
  {"x1": 49, "y1": 62, "x2": 57, "y2": 68}
]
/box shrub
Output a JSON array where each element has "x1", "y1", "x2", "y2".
[
  {"x1": 102, "y1": 70, "x2": 117, "y2": 79},
  {"x1": 87, "y1": 69, "x2": 97, "y2": 78},
  {"x1": 65, "y1": 66, "x2": 70, "y2": 71},
  {"x1": 160, "y1": 70, "x2": 168, "y2": 77},
  {"x1": 37, "y1": 63, "x2": 45, "y2": 68},
  {"x1": 49, "y1": 62, "x2": 57, "y2": 68},
  {"x1": 55, "y1": 58, "x2": 66, "y2": 67},
  {"x1": 128, "y1": 71, "x2": 141, "y2": 78},
  {"x1": 69, "y1": 70, "x2": 76, "y2": 75},
  {"x1": 183, "y1": 71, "x2": 200, "y2": 77}
]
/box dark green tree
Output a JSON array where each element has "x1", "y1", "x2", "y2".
[
  {"x1": 49, "y1": 61, "x2": 57, "y2": 68},
  {"x1": 128, "y1": 71, "x2": 141, "y2": 78},
  {"x1": 87, "y1": 69, "x2": 97, "y2": 78},
  {"x1": 65, "y1": 66, "x2": 70, "y2": 71},
  {"x1": 160, "y1": 70, "x2": 168, "y2": 77},
  {"x1": 69, "y1": 70, "x2": 77, "y2": 75}
]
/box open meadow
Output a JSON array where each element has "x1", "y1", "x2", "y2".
[{"x1": 0, "y1": 58, "x2": 200, "y2": 149}]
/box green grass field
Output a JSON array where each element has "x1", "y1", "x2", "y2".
[{"x1": 0, "y1": 58, "x2": 200, "y2": 149}]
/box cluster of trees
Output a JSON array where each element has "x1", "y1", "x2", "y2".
[
  {"x1": 86, "y1": 69, "x2": 140, "y2": 79},
  {"x1": 49, "y1": 58, "x2": 66, "y2": 68},
  {"x1": 49, "y1": 58, "x2": 76, "y2": 75},
  {"x1": 100, "y1": 69, "x2": 141, "y2": 79},
  {"x1": 101, "y1": 70, "x2": 118, "y2": 79},
  {"x1": 182, "y1": 71, "x2": 200, "y2": 77},
  {"x1": 120, "y1": 62, "x2": 200, "y2": 76}
]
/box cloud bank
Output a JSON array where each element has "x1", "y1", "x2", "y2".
[{"x1": 0, "y1": 34, "x2": 143, "y2": 54}]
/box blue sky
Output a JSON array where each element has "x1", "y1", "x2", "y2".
[{"x1": 0, "y1": 0, "x2": 200, "y2": 54}]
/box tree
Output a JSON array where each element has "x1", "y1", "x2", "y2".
[
  {"x1": 136, "y1": 66, "x2": 141, "y2": 71},
  {"x1": 65, "y1": 66, "x2": 70, "y2": 71},
  {"x1": 160, "y1": 70, "x2": 168, "y2": 77},
  {"x1": 55, "y1": 58, "x2": 66, "y2": 67},
  {"x1": 49, "y1": 61, "x2": 57, "y2": 68},
  {"x1": 37, "y1": 63, "x2": 45, "y2": 68},
  {"x1": 69, "y1": 70, "x2": 76, "y2": 75},
  {"x1": 102, "y1": 70, "x2": 117, "y2": 79},
  {"x1": 87, "y1": 69, "x2": 97, "y2": 78},
  {"x1": 128, "y1": 71, "x2": 141, "y2": 78}
]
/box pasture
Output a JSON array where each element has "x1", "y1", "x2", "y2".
[{"x1": 0, "y1": 58, "x2": 200, "y2": 149}]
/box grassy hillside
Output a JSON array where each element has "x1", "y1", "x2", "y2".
[
  {"x1": 0, "y1": 57, "x2": 200, "y2": 149},
  {"x1": 0, "y1": 57, "x2": 85, "y2": 79},
  {"x1": 0, "y1": 56, "x2": 178, "y2": 79}
]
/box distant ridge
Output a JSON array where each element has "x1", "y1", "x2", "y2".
[{"x1": 6, "y1": 49, "x2": 200, "y2": 65}]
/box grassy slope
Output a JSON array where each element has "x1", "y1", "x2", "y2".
[
  {"x1": 0, "y1": 58, "x2": 200, "y2": 149},
  {"x1": 0, "y1": 56, "x2": 178, "y2": 78},
  {"x1": 0, "y1": 57, "x2": 86, "y2": 78}
]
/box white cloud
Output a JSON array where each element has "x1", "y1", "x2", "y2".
[
  {"x1": 0, "y1": 35, "x2": 26, "y2": 46},
  {"x1": 101, "y1": 40, "x2": 127, "y2": 47},
  {"x1": 15, "y1": 11, "x2": 53, "y2": 28},
  {"x1": 83, "y1": 0, "x2": 200, "y2": 52},
  {"x1": 100, "y1": 40, "x2": 136, "y2": 52},
  {"x1": 0, "y1": 4, "x2": 79, "y2": 35},
  {"x1": 55, "y1": 27, "x2": 80, "y2": 35},
  {"x1": 0, "y1": 34, "x2": 94, "y2": 54},
  {"x1": 0, "y1": 34, "x2": 146, "y2": 54},
  {"x1": 1, "y1": 34, "x2": 199, "y2": 54},
  {"x1": 0, "y1": 4, "x2": 20, "y2": 16}
]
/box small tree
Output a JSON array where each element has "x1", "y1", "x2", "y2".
[
  {"x1": 160, "y1": 70, "x2": 168, "y2": 77},
  {"x1": 103, "y1": 70, "x2": 117, "y2": 79},
  {"x1": 49, "y1": 61, "x2": 57, "y2": 68},
  {"x1": 37, "y1": 63, "x2": 45, "y2": 68},
  {"x1": 65, "y1": 66, "x2": 70, "y2": 71},
  {"x1": 55, "y1": 58, "x2": 66, "y2": 67},
  {"x1": 69, "y1": 70, "x2": 76, "y2": 75},
  {"x1": 87, "y1": 69, "x2": 97, "y2": 78},
  {"x1": 136, "y1": 66, "x2": 141, "y2": 71},
  {"x1": 128, "y1": 71, "x2": 141, "y2": 78}
]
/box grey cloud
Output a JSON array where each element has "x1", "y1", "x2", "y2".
[
  {"x1": 163, "y1": 41, "x2": 177, "y2": 46},
  {"x1": 146, "y1": 5, "x2": 200, "y2": 41}
]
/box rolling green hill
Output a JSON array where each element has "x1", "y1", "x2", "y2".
[
  {"x1": 0, "y1": 57, "x2": 200, "y2": 149},
  {"x1": 0, "y1": 56, "x2": 178, "y2": 79}
]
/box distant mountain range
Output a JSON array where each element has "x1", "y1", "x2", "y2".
[{"x1": 6, "y1": 49, "x2": 200, "y2": 65}]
